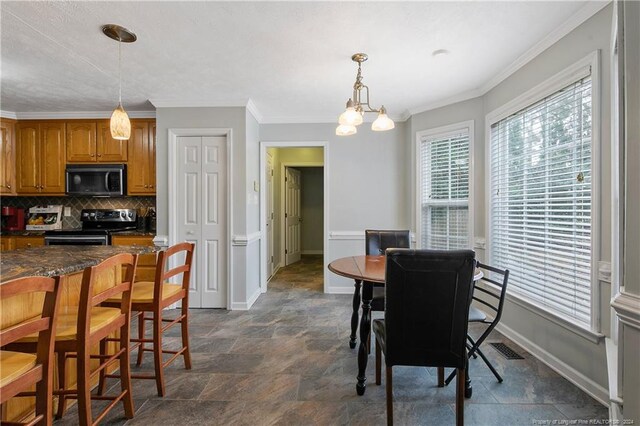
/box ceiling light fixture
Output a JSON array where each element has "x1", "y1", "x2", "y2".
[
  {"x1": 102, "y1": 24, "x2": 137, "y2": 140},
  {"x1": 336, "y1": 53, "x2": 395, "y2": 136}
]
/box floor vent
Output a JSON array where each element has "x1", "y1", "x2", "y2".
[{"x1": 490, "y1": 342, "x2": 524, "y2": 360}]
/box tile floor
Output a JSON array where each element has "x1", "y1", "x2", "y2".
[{"x1": 56, "y1": 255, "x2": 609, "y2": 425}]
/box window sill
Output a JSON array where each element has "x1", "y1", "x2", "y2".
[{"x1": 478, "y1": 281, "x2": 605, "y2": 344}]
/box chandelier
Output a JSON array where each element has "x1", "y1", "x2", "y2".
[
  {"x1": 102, "y1": 24, "x2": 137, "y2": 140},
  {"x1": 336, "y1": 53, "x2": 395, "y2": 136}
]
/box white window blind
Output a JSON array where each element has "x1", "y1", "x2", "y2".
[
  {"x1": 420, "y1": 130, "x2": 470, "y2": 250},
  {"x1": 490, "y1": 76, "x2": 592, "y2": 326}
]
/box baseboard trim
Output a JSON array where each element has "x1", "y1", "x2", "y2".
[
  {"x1": 230, "y1": 287, "x2": 262, "y2": 310},
  {"x1": 302, "y1": 250, "x2": 323, "y2": 255},
  {"x1": 327, "y1": 286, "x2": 355, "y2": 295},
  {"x1": 495, "y1": 322, "x2": 609, "y2": 406}
]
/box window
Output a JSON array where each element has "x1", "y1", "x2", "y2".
[
  {"x1": 489, "y1": 73, "x2": 593, "y2": 328},
  {"x1": 417, "y1": 123, "x2": 472, "y2": 250}
]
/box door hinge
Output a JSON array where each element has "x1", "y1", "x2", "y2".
[
  {"x1": 285, "y1": 213, "x2": 288, "y2": 218},
  {"x1": 271, "y1": 170, "x2": 274, "y2": 176},
  {"x1": 285, "y1": 249, "x2": 288, "y2": 254},
  {"x1": 271, "y1": 255, "x2": 274, "y2": 262},
  {"x1": 285, "y1": 177, "x2": 288, "y2": 182}
]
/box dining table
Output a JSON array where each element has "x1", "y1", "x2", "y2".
[{"x1": 328, "y1": 254, "x2": 483, "y2": 396}]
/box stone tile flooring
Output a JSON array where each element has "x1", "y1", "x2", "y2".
[{"x1": 56, "y1": 255, "x2": 609, "y2": 425}]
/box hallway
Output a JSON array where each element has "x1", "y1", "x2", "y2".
[{"x1": 57, "y1": 255, "x2": 607, "y2": 425}]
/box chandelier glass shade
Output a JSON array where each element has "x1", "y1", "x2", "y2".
[
  {"x1": 102, "y1": 24, "x2": 136, "y2": 141},
  {"x1": 336, "y1": 53, "x2": 394, "y2": 136}
]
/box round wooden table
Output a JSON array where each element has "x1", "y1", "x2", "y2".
[{"x1": 328, "y1": 255, "x2": 483, "y2": 396}]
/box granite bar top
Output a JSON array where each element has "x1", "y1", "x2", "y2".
[
  {"x1": 0, "y1": 231, "x2": 155, "y2": 237},
  {"x1": 0, "y1": 245, "x2": 159, "y2": 282}
]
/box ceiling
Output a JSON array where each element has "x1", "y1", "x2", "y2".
[{"x1": 0, "y1": 1, "x2": 607, "y2": 122}]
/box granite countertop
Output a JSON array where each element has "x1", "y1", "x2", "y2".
[
  {"x1": 0, "y1": 231, "x2": 155, "y2": 237},
  {"x1": 0, "y1": 231, "x2": 46, "y2": 236},
  {"x1": 1, "y1": 245, "x2": 159, "y2": 282}
]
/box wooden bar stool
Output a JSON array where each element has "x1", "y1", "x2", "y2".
[
  {"x1": 1, "y1": 275, "x2": 61, "y2": 426},
  {"x1": 10, "y1": 253, "x2": 138, "y2": 426},
  {"x1": 102, "y1": 242, "x2": 195, "y2": 397}
]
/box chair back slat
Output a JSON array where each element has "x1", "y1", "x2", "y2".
[
  {"x1": 79, "y1": 253, "x2": 136, "y2": 340},
  {"x1": 0, "y1": 317, "x2": 50, "y2": 345},
  {"x1": 384, "y1": 249, "x2": 476, "y2": 369},
  {"x1": 154, "y1": 243, "x2": 195, "y2": 301},
  {"x1": 473, "y1": 262, "x2": 510, "y2": 324}
]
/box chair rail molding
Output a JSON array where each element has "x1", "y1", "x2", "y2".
[{"x1": 232, "y1": 232, "x2": 262, "y2": 247}]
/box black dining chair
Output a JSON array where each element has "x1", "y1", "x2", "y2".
[
  {"x1": 445, "y1": 262, "x2": 510, "y2": 394},
  {"x1": 349, "y1": 229, "x2": 410, "y2": 349},
  {"x1": 373, "y1": 248, "x2": 476, "y2": 426}
]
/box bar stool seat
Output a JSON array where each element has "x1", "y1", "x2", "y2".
[
  {"x1": 108, "y1": 281, "x2": 183, "y2": 304},
  {"x1": 0, "y1": 351, "x2": 38, "y2": 387},
  {"x1": 18, "y1": 308, "x2": 122, "y2": 342}
]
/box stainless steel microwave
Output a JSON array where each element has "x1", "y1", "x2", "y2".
[{"x1": 66, "y1": 164, "x2": 126, "y2": 196}]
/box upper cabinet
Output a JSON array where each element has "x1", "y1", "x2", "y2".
[
  {"x1": 66, "y1": 120, "x2": 127, "y2": 163},
  {"x1": 0, "y1": 118, "x2": 16, "y2": 195},
  {"x1": 5, "y1": 117, "x2": 153, "y2": 196},
  {"x1": 127, "y1": 120, "x2": 156, "y2": 195},
  {"x1": 16, "y1": 121, "x2": 66, "y2": 195}
]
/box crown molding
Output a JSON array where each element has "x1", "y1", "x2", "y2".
[
  {"x1": 11, "y1": 110, "x2": 156, "y2": 120},
  {"x1": 149, "y1": 98, "x2": 250, "y2": 108},
  {"x1": 245, "y1": 99, "x2": 264, "y2": 123},
  {"x1": 408, "y1": 88, "x2": 484, "y2": 117},
  {"x1": 0, "y1": 110, "x2": 18, "y2": 120},
  {"x1": 260, "y1": 112, "x2": 408, "y2": 125},
  {"x1": 478, "y1": 0, "x2": 610, "y2": 95}
]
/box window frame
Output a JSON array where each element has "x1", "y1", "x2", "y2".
[
  {"x1": 415, "y1": 120, "x2": 475, "y2": 250},
  {"x1": 485, "y1": 51, "x2": 602, "y2": 339}
]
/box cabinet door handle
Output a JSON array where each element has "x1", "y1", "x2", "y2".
[
  {"x1": 6, "y1": 184, "x2": 10, "y2": 189},
  {"x1": 144, "y1": 185, "x2": 148, "y2": 188},
  {"x1": 97, "y1": 154, "x2": 102, "y2": 157},
  {"x1": 90, "y1": 153, "x2": 95, "y2": 157},
  {"x1": 27, "y1": 243, "x2": 32, "y2": 248}
]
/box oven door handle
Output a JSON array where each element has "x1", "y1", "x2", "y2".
[
  {"x1": 45, "y1": 235, "x2": 109, "y2": 243},
  {"x1": 105, "y1": 172, "x2": 111, "y2": 192}
]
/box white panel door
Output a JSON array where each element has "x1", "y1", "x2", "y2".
[
  {"x1": 176, "y1": 136, "x2": 227, "y2": 308},
  {"x1": 266, "y1": 152, "x2": 275, "y2": 277},
  {"x1": 285, "y1": 167, "x2": 301, "y2": 265}
]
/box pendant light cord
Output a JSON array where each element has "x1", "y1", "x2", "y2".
[{"x1": 118, "y1": 38, "x2": 122, "y2": 105}]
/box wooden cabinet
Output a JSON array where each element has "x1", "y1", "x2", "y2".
[
  {"x1": 16, "y1": 121, "x2": 66, "y2": 195},
  {"x1": 0, "y1": 236, "x2": 15, "y2": 251},
  {"x1": 127, "y1": 120, "x2": 155, "y2": 195},
  {"x1": 66, "y1": 120, "x2": 128, "y2": 163},
  {"x1": 0, "y1": 118, "x2": 16, "y2": 195},
  {"x1": 111, "y1": 235, "x2": 157, "y2": 281},
  {"x1": 97, "y1": 120, "x2": 128, "y2": 162},
  {"x1": 14, "y1": 236, "x2": 45, "y2": 250}
]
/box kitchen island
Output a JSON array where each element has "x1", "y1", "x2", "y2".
[{"x1": 0, "y1": 244, "x2": 159, "y2": 423}]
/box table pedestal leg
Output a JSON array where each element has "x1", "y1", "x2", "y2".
[
  {"x1": 356, "y1": 282, "x2": 373, "y2": 395},
  {"x1": 349, "y1": 280, "x2": 362, "y2": 349}
]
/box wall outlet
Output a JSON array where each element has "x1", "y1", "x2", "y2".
[{"x1": 64, "y1": 206, "x2": 71, "y2": 216}]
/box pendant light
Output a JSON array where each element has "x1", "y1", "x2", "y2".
[
  {"x1": 336, "y1": 53, "x2": 395, "y2": 136},
  {"x1": 102, "y1": 24, "x2": 137, "y2": 140}
]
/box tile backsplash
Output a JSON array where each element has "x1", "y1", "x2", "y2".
[{"x1": 1, "y1": 196, "x2": 156, "y2": 229}]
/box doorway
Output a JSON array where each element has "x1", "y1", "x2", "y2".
[{"x1": 260, "y1": 142, "x2": 329, "y2": 293}]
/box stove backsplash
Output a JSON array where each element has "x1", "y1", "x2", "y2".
[{"x1": 1, "y1": 196, "x2": 156, "y2": 229}]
